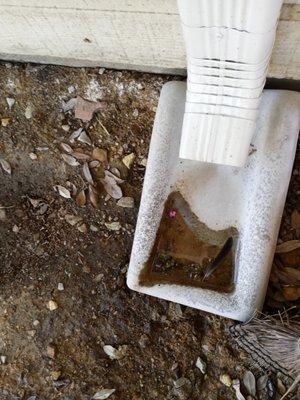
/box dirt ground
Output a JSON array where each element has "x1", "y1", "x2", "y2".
[{"x1": 0, "y1": 62, "x2": 299, "y2": 400}]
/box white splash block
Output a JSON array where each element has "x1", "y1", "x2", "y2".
[{"x1": 127, "y1": 82, "x2": 300, "y2": 321}]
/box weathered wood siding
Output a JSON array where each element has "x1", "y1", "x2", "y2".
[{"x1": 0, "y1": 0, "x2": 299, "y2": 78}]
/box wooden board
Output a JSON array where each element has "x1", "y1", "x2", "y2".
[{"x1": 0, "y1": 0, "x2": 299, "y2": 79}]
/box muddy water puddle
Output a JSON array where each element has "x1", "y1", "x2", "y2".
[{"x1": 139, "y1": 192, "x2": 238, "y2": 292}]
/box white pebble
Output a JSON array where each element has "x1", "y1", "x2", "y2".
[
  {"x1": 6, "y1": 98, "x2": 15, "y2": 109},
  {"x1": 12, "y1": 225, "x2": 19, "y2": 233},
  {"x1": 25, "y1": 104, "x2": 33, "y2": 119},
  {"x1": 29, "y1": 152, "x2": 37, "y2": 160},
  {"x1": 62, "y1": 124, "x2": 70, "y2": 132},
  {"x1": 47, "y1": 300, "x2": 58, "y2": 311},
  {"x1": 196, "y1": 357, "x2": 206, "y2": 374},
  {"x1": 0, "y1": 355, "x2": 7, "y2": 364},
  {"x1": 68, "y1": 85, "x2": 76, "y2": 94},
  {"x1": 57, "y1": 283, "x2": 64, "y2": 291}
]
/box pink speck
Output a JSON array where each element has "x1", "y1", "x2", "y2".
[{"x1": 168, "y1": 210, "x2": 177, "y2": 219}]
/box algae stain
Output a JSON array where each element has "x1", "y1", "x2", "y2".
[{"x1": 139, "y1": 191, "x2": 238, "y2": 293}]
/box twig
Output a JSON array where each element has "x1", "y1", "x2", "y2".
[{"x1": 96, "y1": 116, "x2": 110, "y2": 136}]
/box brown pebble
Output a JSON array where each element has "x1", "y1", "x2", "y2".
[
  {"x1": 92, "y1": 148, "x2": 108, "y2": 163},
  {"x1": 47, "y1": 345, "x2": 56, "y2": 359},
  {"x1": 83, "y1": 265, "x2": 91, "y2": 273}
]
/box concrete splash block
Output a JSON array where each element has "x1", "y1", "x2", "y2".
[{"x1": 127, "y1": 82, "x2": 300, "y2": 322}]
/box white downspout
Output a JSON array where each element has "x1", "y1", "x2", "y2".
[{"x1": 177, "y1": 0, "x2": 283, "y2": 167}]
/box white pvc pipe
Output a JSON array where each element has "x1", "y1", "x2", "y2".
[{"x1": 178, "y1": 0, "x2": 283, "y2": 166}]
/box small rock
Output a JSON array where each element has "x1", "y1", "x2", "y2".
[
  {"x1": 68, "y1": 85, "x2": 76, "y2": 94},
  {"x1": 27, "y1": 330, "x2": 36, "y2": 337},
  {"x1": 138, "y1": 334, "x2": 149, "y2": 348},
  {"x1": 94, "y1": 273, "x2": 103, "y2": 282},
  {"x1": 167, "y1": 303, "x2": 183, "y2": 321},
  {"x1": 117, "y1": 197, "x2": 134, "y2": 208},
  {"x1": 1, "y1": 117, "x2": 11, "y2": 127},
  {"x1": 34, "y1": 202, "x2": 48, "y2": 215},
  {"x1": 65, "y1": 214, "x2": 82, "y2": 226},
  {"x1": 0, "y1": 355, "x2": 7, "y2": 364},
  {"x1": 220, "y1": 373, "x2": 232, "y2": 387},
  {"x1": 12, "y1": 225, "x2": 19, "y2": 233},
  {"x1": 133, "y1": 108, "x2": 139, "y2": 117},
  {"x1": 29, "y1": 198, "x2": 42, "y2": 208},
  {"x1": 47, "y1": 300, "x2": 58, "y2": 311},
  {"x1": 103, "y1": 344, "x2": 128, "y2": 360},
  {"x1": 6, "y1": 97, "x2": 15, "y2": 109},
  {"x1": 174, "y1": 377, "x2": 190, "y2": 389},
  {"x1": 77, "y1": 222, "x2": 87, "y2": 233},
  {"x1": 57, "y1": 282, "x2": 64, "y2": 291},
  {"x1": 173, "y1": 377, "x2": 192, "y2": 400},
  {"x1": 62, "y1": 124, "x2": 70, "y2": 132},
  {"x1": 0, "y1": 158, "x2": 11, "y2": 175},
  {"x1": 196, "y1": 357, "x2": 206, "y2": 374},
  {"x1": 0, "y1": 207, "x2": 6, "y2": 221},
  {"x1": 46, "y1": 345, "x2": 56, "y2": 359},
  {"x1": 62, "y1": 97, "x2": 77, "y2": 113},
  {"x1": 25, "y1": 104, "x2": 33, "y2": 119},
  {"x1": 50, "y1": 370, "x2": 61, "y2": 380},
  {"x1": 92, "y1": 389, "x2": 115, "y2": 399},
  {"x1": 53, "y1": 380, "x2": 69, "y2": 389},
  {"x1": 36, "y1": 146, "x2": 49, "y2": 152},
  {"x1": 98, "y1": 67, "x2": 105, "y2": 75},
  {"x1": 33, "y1": 320, "x2": 40, "y2": 327},
  {"x1": 122, "y1": 153, "x2": 135, "y2": 169},
  {"x1": 105, "y1": 221, "x2": 121, "y2": 231},
  {"x1": 29, "y1": 153, "x2": 37, "y2": 160},
  {"x1": 140, "y1": 158, "x2": 147, "y2": 167},
  {"x1": 90, "y1": 224, "x2": 99, "y2": 232}
]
